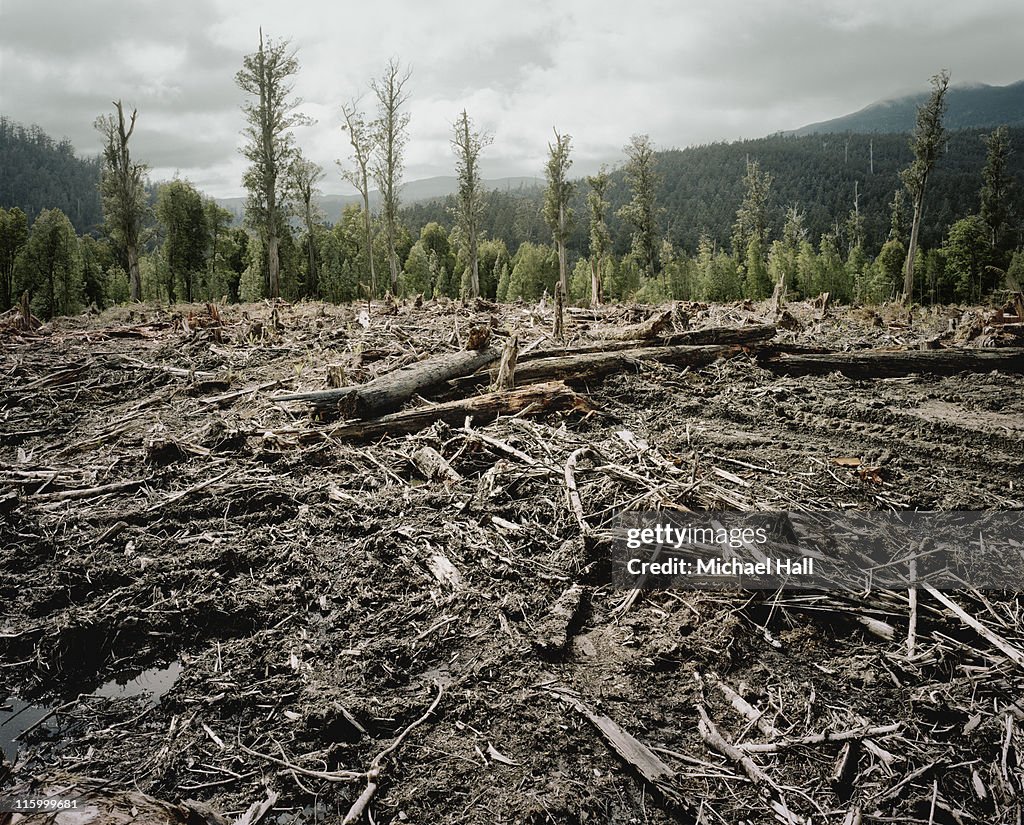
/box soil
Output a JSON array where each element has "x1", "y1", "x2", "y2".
[{"x1": 1, "y1": 297, "x2": 1023, "y2": 824}]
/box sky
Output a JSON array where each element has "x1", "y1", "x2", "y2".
[{"x1": 2, "y1": 0, "x2": 1022, "y2": 199}]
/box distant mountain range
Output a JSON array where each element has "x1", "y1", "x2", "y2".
[
  {"x1": 789, "y1": 80, "x2": 1024, "y2": 136},
  {"x1": 216, "y1": 175, "x2": 544, "y2": 223}
]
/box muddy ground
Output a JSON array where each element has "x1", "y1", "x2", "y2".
[{"x1": 1, "y1": 297, "x2": 1023, "y2": 824}]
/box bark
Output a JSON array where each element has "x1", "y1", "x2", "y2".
[
  {"x1": 522, "y1": 324, "x2": 776, "y2": 360},
  {"x1": 763, "y1": 347, "x2": 1024, "y2": 378},
  {"x1": 902, "y1": 186, "x2": 926, "y2": 300},
  {"x1": 276, "y1": 346, "x2": 501, "y2": 416},
  {"x1": 315, "y1": 381, "x2": 583, "y2": 441},
  {"x1": 588, "y1": 310, "x2": 672, "y2": 341},
  {"x1": 511, "y1": 344, "x2": 742, "y2": 385},
  {"x1": 128, "y1": 244, "x2": 141, "y2": 302}
]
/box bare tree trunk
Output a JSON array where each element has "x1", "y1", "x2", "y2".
[
  {"x1": 558, "y1": 204, "x2": 569, "y2": 298},
  {"x1": 267, "y1": 232, "x2": 280, "y2": 299},
  {"x1": 470, "y1": 234, "x2": 480, "y2": 298},
  {"x1": 387, "y1": 232, "x2": 398, "y2": 296},
  {"x1": 553, "y1": 281, "x2": 564, "y2": 341},
  {"x1": 127, "y1": 244, "x2": 141, "y2": 301},
  {"x1": 902, "y1": 187, "x2": 926, "y2": 301},
  {"x1": 590, "y1": 256, "x2": 602, "y2": 308},
  {"x1": 362, "y1": 196, "x2": 376, "y2": 297}
]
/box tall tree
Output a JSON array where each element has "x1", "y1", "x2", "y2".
[
  {"x1": 732, "y1": 158, "x2": 772, "y2": 257},
  {"x1": 900, "y1": 69, "x2": 950, "y2": 300},
  {"x1": 371, "y1": 58, "x2": 412, "y2": 296},
  {"x1": 95, "y1": 101, "x2": 148, "y2": 301},
  {"x1": 543, "y1": 128, "x2": 574, "y2": 298},
  {"x1": 156, "y1": 179, "x2": 208, "y2": 303},
  {"x1": 980, "y1": 125, "x2": 1013, "y2": 254},
  {"x1": 236, "y1": 30, "x2": 309, "y2": 299},
  {"x1": 585, "y1": 167, "x2": 612, "y2": 307},
  {"x1": 888, "y1": 189, "x2": 907, "y2": 244},
  {"x1": 620, "y1": 134, "x2": 660, "y2": 280},
  {"x1": 0, "y1": 207, "x2": 29, "y2": 310},
  {"x1": 451, "y1": 110, "x2": 492, "y2": 298},
  {"x1": 340, "y1": 98, "x2": 378, "y2": 296},
  {"x1": 288, "y1": 154, "x2": 324, "y2": 297}
]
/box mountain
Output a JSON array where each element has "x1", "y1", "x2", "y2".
[
  {"x1": 790, "y1": 80, "x2": 1024, "y2": 136},
  {"x1": 216, "y1": 175, "x2": 543, "y2": 224}
]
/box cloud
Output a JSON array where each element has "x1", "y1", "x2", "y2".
[{"x1": 2, "y1": 0, "x2": 1021, "y2": 197}]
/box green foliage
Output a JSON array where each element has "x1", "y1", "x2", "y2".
[
  {"x1": 980, "y1": 125, "x2": 1014, "y2": 257},
  {"x1": 0, "y1": 117, "x2": 104, "y2": 234},
  {"x1": 156, "y1": 179, "x2": 209, "y2": 303},
  {"x1": 732, "y1": 159, "x2": 773, "y2": 256},
  {"x1": 451, "y1": 110, "x2": 492, "y2": 298},
  {"x1": 741, "y1": 236, "x2": 770, "y2": 299},
  {"x1": 15, "y1": 208, "x2": 82, "y2": 318},
  {"x1": 96, "y1": 101, "x2": 149, "y2": 299},
  {"x1": 401, "y1": 240, "x2": 434, "y2": 297},
  {"x1": 619, "y1": 135, "x2": 660, "y2": 279},
  {"x1": 0, "y1": 206, "x2": 29, "y2": 309},
  {"x1": 105, "y1": 265, "x2": 130, "y2": 305},
  {"x1": 865, "y1": 239, "x2": 904, "y2": 303},
  {"x1": 79, "y1": 235, "x2": 113, "y2": 309},
  {"x1": 237, "y1": 32, "x2": 310, "y2": 298},
  {"x1": 503, "y1": 241, "x2": 558, "y2": 301},
  {"x1": 943, "y1": 214, "x2": 993, "y2": 302},
  {"x1": 695, "y1": 234, "x2": 742, "y2": 301}
]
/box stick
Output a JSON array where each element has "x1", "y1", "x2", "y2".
[
  {"x1": 923, "y1": 585, "x2": 1024, "y2": 668},
  {"x1": 341, "y1": 684, "x2": 445, "y2": 824}
]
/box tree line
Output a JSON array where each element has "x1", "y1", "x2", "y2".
[{"x1": 1, "y1": 42, "x2": 1021, "y2": 318}]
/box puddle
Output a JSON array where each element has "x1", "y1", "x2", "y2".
[
  {"x1": 0, "y1": 699, "x2": 56, "y2": 763},
  {"x1": 0, "y1": 660, "x2": 181, "y2": 764},
  {"x1": 93, "y1": 660, "x2": 182, "y2": 705}
]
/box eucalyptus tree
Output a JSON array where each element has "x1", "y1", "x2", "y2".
[
  {"x1": 620, "y1": 134, "x2": 660, "y2": 280},
  {"x1": 95, "y1": 101, "x2": 148, "y2": 301},
  {"x1": 451, "y1": 110, "x2": 492, "y2": 298},
  {"x1": 236, "y1": 30, "x2": 309, "y2": 299},
  {"x1": 288, "y1": 154, "x2": 324, "y2": 296},
  {"x1": 585, "y1": 167, "x2": 612, "y2": 306},
  {"x1": 900, "y1": 70, "x2": 950, "y2": 300},
  {"x1": 340, "y1": 98, "x2": 378, "y2": 295},
  {"x1": 371, "y1": 58, "x2": 412, "y2": 296},
  {"x1": 543, "y1": 128, "x2": 574, "y2": 298}
]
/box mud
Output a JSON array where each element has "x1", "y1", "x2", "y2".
[{"x1": 1, "y1": 297, "x2": 1023, "y2": 823}]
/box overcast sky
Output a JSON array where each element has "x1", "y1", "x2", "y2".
[{"x1": 2, "y1": 0, "x2": 1022, "y2": 199}]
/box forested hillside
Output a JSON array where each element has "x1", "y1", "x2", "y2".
[
  {"x1": 0, "y1": 117, "x2": 103, "y2": 234},
  {"x1": 405, "y1": 127, "x2": 1024, "y2": 258}
]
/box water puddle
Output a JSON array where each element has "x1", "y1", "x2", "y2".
[
  {"x1": 0, "y1": 660, "x2": 181, "y2": 764},
  {"x1": 93, "y1": 660, "x2": 182, "y2": 705},
  {"x1": 0, "y1": 699, "x2": 56, "y2": 763}
]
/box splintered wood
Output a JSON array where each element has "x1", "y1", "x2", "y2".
[{"x1": 2, "y1": 296, "x2": 1024, "y2": 825}]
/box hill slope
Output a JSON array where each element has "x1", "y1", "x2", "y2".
[
  {"x1": 0, "y1": 117, "x2": 104, "y2": 233},
  {"x1": 790, "y1": 80, "x2": 1024, "y2": 136}
]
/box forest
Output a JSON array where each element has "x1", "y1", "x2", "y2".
[{"x1": 0, "y1": 49, "x2": 1022, "y2": 320}]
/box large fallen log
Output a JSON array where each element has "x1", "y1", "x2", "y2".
[
  {"x1": 521, "y1": 323, "x2": 777, "y2": 361},
  {"x1": 312, "y1": 380, "x2": 585, "y2": 441},
  {"x1": 762, "y1": 347, "x2": 1024, "y2": 377},
  {"x1": 451, "y1": 343, "x2": 744, "y2": 391},
  {"x1": 275, "y1": 347, "x2": 500, "y2": 415}
]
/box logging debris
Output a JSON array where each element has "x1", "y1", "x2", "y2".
[{"x1": 2, "y1": 296, "x2": 1023, "y2": 824}]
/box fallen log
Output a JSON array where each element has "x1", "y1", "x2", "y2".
[
  {"x1": 275, "y1": 347, "x2": 500, "y2": 415},
  {"x1": 762, "y1": 347, "x2": 1024, "y2": 377},
  {"x1": 520, "y1": 323, "x2": 777, "y2": 361},
  {"x1": 587, "y1": 309, "x2": 673, "y2": 341},
  {"x1": 313, "y1": 380, "x2": 585, "y2": 441},
  {"x1": 447, "y1": 343, "x2": 744, "y2": 391}
]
